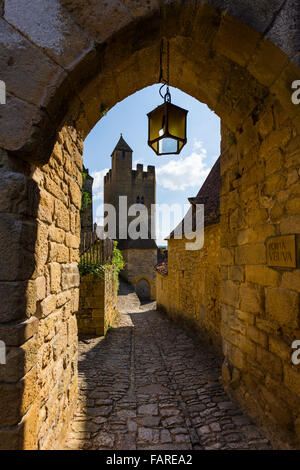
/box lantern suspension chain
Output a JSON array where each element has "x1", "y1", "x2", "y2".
[{"x1": 159, "y1": 38, "x2": 171, "y2": 103}]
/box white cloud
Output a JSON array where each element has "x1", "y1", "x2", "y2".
[
  {"x1": 91, "y1": 170, "x2": 108, "y2": 226},
  {"x1": 95, "y1": 202, "x2": 104, "y2": 226},
  {"x1": 91, "y1": 168, "x2": 109, "y2": 201},
  {"x1": 194, "y1": 140, "x2": 203, "y2": 150},
  {"x1": 156, "y1": 140, "x2": 211, "y2": 191},
  {"x1": 96, "y1": 203, "x2": 104, "y2": 217}
]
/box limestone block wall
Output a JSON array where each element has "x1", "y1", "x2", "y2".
[
  {"x1": 77, "y1": 271, "x2": 118, "y2": 336},
  {"x1": 156, "y1": 274, "x2": 169, "y2": 312},
  {"x1": 156, "y1": 224, "x2": 221, "y2": 353},
  {"x1": 0, "y1": 125, "x2": 82, "y2": 449},
  {"x1": 121, "y1": 249, "x2": 157, "y2": 300},
  {"x1": 220, "y1": 119, "x2": 300, "y2": 449}
]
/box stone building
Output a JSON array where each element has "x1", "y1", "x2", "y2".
[
  {"x1": 156, "y1": 157, "x2": 221, "y2": 353},
  {"x1": 104, "y1": 135, "x2": 157, "y2": 299},
  {"x1": 80, "y1": 166, "x2": 93, "y2": 233}
]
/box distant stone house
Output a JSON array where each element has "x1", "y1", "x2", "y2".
[{"x1": 156, "y1": 158, "x2": 221, "y2": 353}]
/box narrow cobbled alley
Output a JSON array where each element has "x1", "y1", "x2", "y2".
[{"x1": 65, "y1": 281, "x2": 272, "y2": 450}]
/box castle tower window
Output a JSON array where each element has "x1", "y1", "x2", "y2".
[
  {"x1": 136, "y1": 196, "x2": 140, "y2": 204},
  {"x1": 122, "y1": 150, "x2": 125, "y2": 158},
  {"x1": 141, "y1": 196, "x2": 144, "y2": 205}
]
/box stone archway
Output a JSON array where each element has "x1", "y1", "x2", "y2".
[
  {"x1": 0, "y1": 0, "x2": 299, "y2": 449},
  {"x1": 136, "y1": 278, "x2": 151, "y2": 301}
]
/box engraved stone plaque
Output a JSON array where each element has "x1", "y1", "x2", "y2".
[{"x1": 266, "y1": 235, "x2": 297, "y2": 268}]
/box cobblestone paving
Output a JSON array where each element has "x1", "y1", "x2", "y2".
[{"x1": 65, "y1": 281, "x2": 272, "y2": 450}]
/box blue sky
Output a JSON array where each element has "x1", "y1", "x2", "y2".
[{"x1": 83, "y1": 84, "x2": 220, "y2": 246}]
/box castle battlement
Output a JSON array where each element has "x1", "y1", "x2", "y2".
[
  {"x1": 104, "y1": 169, "x2": 112, "y2": 184},
  {"x1": 131, "y1": 164, "x2": 155, "y2": 181},
  {"x1": 103, "y1": 136, "x2": 156, "y2": 191}
]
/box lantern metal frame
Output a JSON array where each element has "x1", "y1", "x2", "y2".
[{"x1": 147, "y1": 86, "x2": 188, "y2": 156}]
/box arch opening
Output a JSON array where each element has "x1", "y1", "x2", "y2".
[{"x1": 136, "y1": 278, "x2": 151, "y2": 301}]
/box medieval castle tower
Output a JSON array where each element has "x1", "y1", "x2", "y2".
[{"x1": 104, "y1": 135, "x2": 157, "y2": 299}]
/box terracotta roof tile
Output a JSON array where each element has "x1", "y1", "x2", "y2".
[{"x1": 155, "y1": 260, "x2": 168, "y2": 275}]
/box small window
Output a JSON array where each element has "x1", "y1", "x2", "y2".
[
  {"x1": 141, "y1": 196, "x2": 144, "y2": 205},
  {"x1": 122, "y1": 151, "x2": 125, "y2": 158},
  {"x1": 136, "y1": 196, "x2": 140, "y2": 204}
]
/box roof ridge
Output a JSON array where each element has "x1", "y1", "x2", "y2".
[{"x1": 112, "y1": 134, "x2": 133, "y2": 154}]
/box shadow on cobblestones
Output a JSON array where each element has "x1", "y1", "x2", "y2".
[{"x1": 65, "y1": 282, "x2": 272, "y2": 450}]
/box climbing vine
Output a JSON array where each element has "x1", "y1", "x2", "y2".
[
  {"x1": 110, "y1": 241, "x2": 125, "y2": 288},
  {"x1": 81, "y1": 172, "x2": 92, "y2": 213},
  {"x1": 78, "y1": 261, "x2": 105, "y2": 278}
]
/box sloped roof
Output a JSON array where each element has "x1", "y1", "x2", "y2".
[
  {"x1": 155, "y1": 260, "x2": 168, "y2": 275},
  {"x1": 168, "y1": 157, "x2": 220, "y2": 239},
  {"x1": 112, "y1": 134, "x2": 133, "y2": 154}
]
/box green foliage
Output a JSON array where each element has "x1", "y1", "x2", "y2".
[
  {"x1": 104, "y1": 316, "x2": 113, "y2": 333},
  {"x1": 79, "y1": 241, "x2": 124, "y2": 290},
  {"x1": 81, "y1": 172, "x2": 92, "y2": 213},
  {"x1": 78, "y1": 262, "x2": 105, "y2": 278},
  {"x1": 111, "y1": 241, "x2": 125, "y2": 289}
]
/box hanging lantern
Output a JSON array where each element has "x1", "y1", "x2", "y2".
[
  {"x1": 147, "y1": 39, "x2": 188, "y2": 156},
  {"x1": 147, "y1": 88, "x2": 188, "y2": 155}
]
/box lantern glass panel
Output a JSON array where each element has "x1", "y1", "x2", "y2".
[
  {"x1": 167, "y1": 103, "x2": 187, "y2": 140},
  {"x1": 159, "y1": 136, "x2": 178, "y2": 154},
  {"x1": 148, "y1": 105, "x2": 165, "y2": 143}
]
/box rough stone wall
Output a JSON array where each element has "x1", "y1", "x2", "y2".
[
  {"x1": 77, "y1": 271, "x2": 118, "y2": 336},
  {"x1": 104, "y1": 272, "x2": 118, "y2": 331},
  {"x1": 0, "y1": 0, "x2": 299, "y2": 165},
  {"x1": 34, "y1": 127, "x2": 82, "y2": 450},
  {"x1": 220, "y1": 115, "x2": 300, "y2": 449},
  {"x1": 121, "y1": 249, "x2": 157, "y2": 300},
  {"x1": 0, "y1": 125, "x2": 82, "y2": 449},
  {"x1": 156, "y1": 224, "x2": 221, "y2": 353}
]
